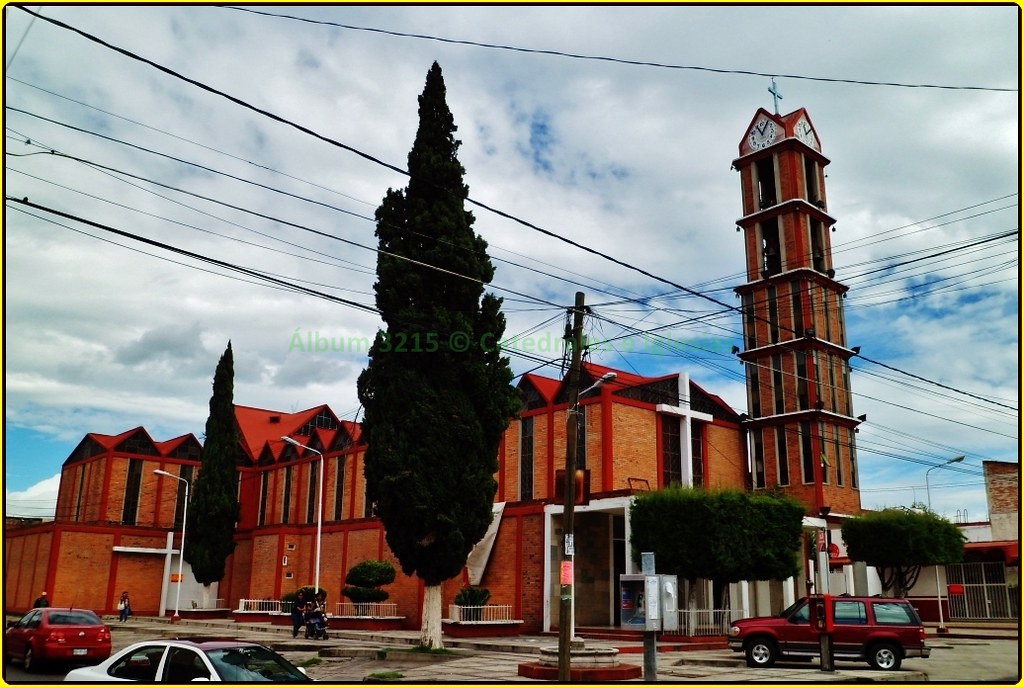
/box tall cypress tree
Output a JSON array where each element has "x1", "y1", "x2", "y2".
[
  {"x1": 357, "y1": 62, "x2": 520, "y2": 648},
  {"x1": 186, "y1": 341, "x2": 240, "y2": 602}
]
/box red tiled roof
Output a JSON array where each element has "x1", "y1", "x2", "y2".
[
  {"x1": 155, "y1": 434, "x2": 194, "y2": 455},
  {"x1": 86, "y1": 427, "x2": 149, "y2": 451},
  {"x1": 520, "y1": 362, "x2": 679, "y2": 405},
  {"x1": 581, "y1": 361, "x2": 676, "y2": 391},
  {"x1": 520, "y1": 373, "x2": 561, "y2": 404},
  {"x1": 234, "y1": 404, "x2": 326, "y2": 460},
  {"x1": 340, "y1": 420, "x2": 362, "y2": 446}
]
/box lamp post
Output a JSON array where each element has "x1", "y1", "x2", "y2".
[
  {"x1": 282, "y1": 436, "x2": 324, "y2": 599},
  {"x1": 154, "y1": 469, "x2": 189, "y2": 622},
  {"x1": 925, "y1": 454, "x2": 965, "y2": 633}
]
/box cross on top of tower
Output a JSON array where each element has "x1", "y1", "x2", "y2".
[{"x1": 768, "y1": 78, "x2": 783, "y2": 114}]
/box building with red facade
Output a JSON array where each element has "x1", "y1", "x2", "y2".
[{"x1": 4, "y1": 362, "x2": 754, "y2": 632}]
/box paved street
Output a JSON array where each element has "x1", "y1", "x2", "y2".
[{"x1": 3, "y1": 615, "x2": 1018, "y2": 683}]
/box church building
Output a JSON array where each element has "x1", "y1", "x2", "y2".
[{"x1": 7, "y1": 105, "x2": 899, "y2": 631}]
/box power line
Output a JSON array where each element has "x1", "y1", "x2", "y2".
[{"x1": 222, "y1": 6, "x2": 1018, "y2": 93}]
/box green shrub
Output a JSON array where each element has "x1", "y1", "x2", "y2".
[
  {"x1": 342, "y1": 560, "x2": 396, "y2": 605},
  {"x1": 345, "y1": 560, "x2": 397, "y2": 588},
  {"x1": 342, "y1": 585, "x2": 389, "y2": 603},
  {"x1": 454, "y1": 585, "x2": 491, "y2": 607}
]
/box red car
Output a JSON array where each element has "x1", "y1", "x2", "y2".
[
  {"x1": 4, "y1": 607, "x2": 112, "y2": 671},
  {"x1": 728, "y1": 595, "x2": 930, "y2": 671}
]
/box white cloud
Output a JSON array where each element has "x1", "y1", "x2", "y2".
[{"x1": 5, "y1": 474, "x2": 61, "y2": 521}]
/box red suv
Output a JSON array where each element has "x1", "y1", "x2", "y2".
[{"x1": 728, "y1": 595, "x2": 931, "y2": 671}]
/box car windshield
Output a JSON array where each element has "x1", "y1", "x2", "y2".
[
  {"x1": 778, "y1": 599, "x2": 807, "y2": 619},
  {"x1": 47, "y1": 610, "x2": 101, "y2": 625},
  {"x1": 206, "y1": 646, "x2": 310, "y2": 682}
]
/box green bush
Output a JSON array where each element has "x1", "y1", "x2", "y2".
[
  {"x1": 454, "y1": 585, "x2": 491, "y2": 607},
  {"x1": 342, "y1": 585, "x2": 389, "y2": 603},
  {"x1": 345, "y1": 560, "x2": 397, "y2": 588},
  {"x1": 342, "y1": 560, "x2": 396, "y2": 605}
]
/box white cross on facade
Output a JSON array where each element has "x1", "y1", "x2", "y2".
[{"x1": 655, "y1": 372, "x2": 714, "y2": 487}]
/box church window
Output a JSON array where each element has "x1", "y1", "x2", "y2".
[
  {"x1": 520, "y1": 416, "x2": 535, "y2": 499},
  {"x1": 823, "y1": 286, "x2": 833, "y2": 341},
  {"x1": 743, "y1": 293, "x2": 756, "y2": 348},
  {"x1": 828, "y1": 354, "x2": 838, "y2": 412},
  {"x1": 122, "y1": 458, "x2": 142, "y2": 526},
  {"x1": 258, "y1": 472, "x2": 269, "y2": 526},
  {"x1": 800, "y1": 421, "x2": 815, "y2": 483},
  {"x1": 748, "y1": 364, "x2": 761, "y2": 417},
  {"x1": 819, "y1": 422, "x2": 829, "y2": 483},
  {"x1": 849, "y1": 428, "x2": 860, "y2": 489},
  {"x1": 333, "y1": 458, "x2": 346, "y2": 521},
  {"x1": 791, "y1": 280, "x2": 804, "y2": 337},
  {"x1": 796, "y1": 351, "x2": 809, "y2": 410},
  {"x1": 752, "y1": 429, "x2": 766, "y2": 489},
  {"x1": 691, "y1": 422, "x2": 705, "y2": 488},
  {"x1": 767, "y1": 285, "x2": 780, "y2": 343},
  {"x1": 282, "y1": 466, "x2": 292, "y2": 524},
  {"x1": 834, "y1": 429, "x2": 844, "y2": 487},
  {"x1": 74, "y1": 465, "x2": 87, "y2": 521},
  {"x1": 661, "y1": 415, "x2": 682, "y2": 487},
  {"x1": 306, "y1": 460, "x2": 318, "y2": 524},
  {"x1": 776, "y1": 426, "x2": 790, "y2": 485},
  {"x1": 772, "y1": 354, "x2": 785, "y2": 414}
]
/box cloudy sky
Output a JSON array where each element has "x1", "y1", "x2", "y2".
[{"x1": 4, "y1": 5, "x2": 1018, "y2": 524}]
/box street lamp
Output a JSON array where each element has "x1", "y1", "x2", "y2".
[
  {"x1": 282, "y1": 436, "x2": 324, "y2": 599},
  {"x1": 154, "y1": 469, "x2": 189, "y2": 622},
  {"x1": 559, "y1": 368, "x2": 616, "y2": 680},
  {"x1": 926, "y1": 455, "x2": 965, "y2": 512},
  {"x1": 925, "y1": 454, "x2": 965, "y2": 634}
]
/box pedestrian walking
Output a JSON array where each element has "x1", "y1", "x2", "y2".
[
  {"x1": 117, "y1": 591, "x2": 132, "y2": 622},
  {"x1": 290, "y1": 590, "x2": 308, "y2": 638},
  {"x1": 33, "y1": 591, "x2": 50, "y2": 608}
]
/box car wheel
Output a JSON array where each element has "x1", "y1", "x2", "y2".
[
  {"x1": 868, "y1": 642, "x2": 902, "y2": 671},
  {"x1": 23, "y1": 646, "x2": 37, "y2": 672},
  {"x1": 745, "y1": 638, "x2": 778, "y2": 668}
]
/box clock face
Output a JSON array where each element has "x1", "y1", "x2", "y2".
[
  {"x1": 748, "y1": 117, "x2": 779, "y2": 150},
  {"x1": 795, "y1": 117, "x2": 819, "y2": 150}
]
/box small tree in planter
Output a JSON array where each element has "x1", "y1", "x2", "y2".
[
  {"x1": 454, "y1": 586, "x2": 490, "y2": 622},
  {"x1": 342, "y1": 560, "x2": 396, "y2": 615}
]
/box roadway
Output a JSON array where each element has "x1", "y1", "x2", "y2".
[{"x1": 3, "y1": 615, "x2": 1019, "y2": 682}]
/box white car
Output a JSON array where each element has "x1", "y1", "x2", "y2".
[{"x1": 64, "y1": 638, "x2": 312, "y2": 682}]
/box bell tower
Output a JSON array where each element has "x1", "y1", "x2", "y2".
[{"x1": 733, "y1": 107, "x2": 862, "y2": 516}]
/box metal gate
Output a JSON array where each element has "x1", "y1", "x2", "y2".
[{"x1": 946, "y1": 562, "x2": 1018, "y2": 620}]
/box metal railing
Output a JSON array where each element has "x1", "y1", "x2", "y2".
[
  {"x1": 236, "y1": 599, "x2": 288, "y2": 613},
  {"x1": 180, "y1": 598, "x2": 225, "y2": 610},
  {"x1": 447, "y1": 604, "x2": 514, "y2": 622},
  {"x1": 334, "y1": 602, "x2": 399, "y2": 617},
  {"x1": 663, "y1": 608, "x2": 744, "y2": 637}
]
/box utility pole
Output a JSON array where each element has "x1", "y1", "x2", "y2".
[{"x1": 558, "y1": 291, "x2": 586, "y2": 682}]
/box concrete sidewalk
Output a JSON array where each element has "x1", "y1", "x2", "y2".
[{"x1": 104, "y1": 614, "x2": 1020, "y2": 681}]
